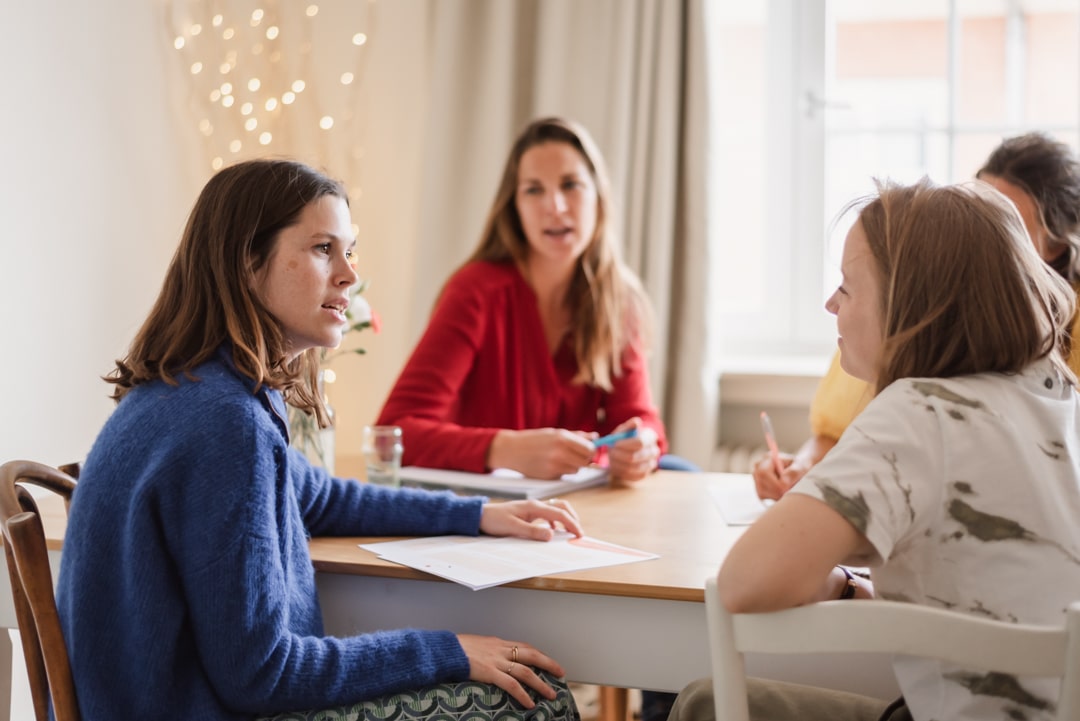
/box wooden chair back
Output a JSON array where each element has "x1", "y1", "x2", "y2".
[
  {"x1": 0, "y1": 460, "x2": 78, "y2": 721},
  {"x1": 704, "y1": 575, "x2": 1080, "y2": 721}
]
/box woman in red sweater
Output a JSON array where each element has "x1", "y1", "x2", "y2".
[{"x1": 377, "y1": 117, "x2": 676, "y2": 483}]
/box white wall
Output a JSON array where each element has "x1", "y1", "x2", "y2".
[{"x1": 0, "y1": 0, "x2": 202, "y2": 467}]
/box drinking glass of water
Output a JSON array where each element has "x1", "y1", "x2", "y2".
[{"x1": 362, "y1": 425, "x2": 403, "y2": 487}]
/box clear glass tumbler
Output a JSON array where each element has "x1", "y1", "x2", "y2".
[{"x1": 362, "y1": 425, "x2": 403, "y2": 487}]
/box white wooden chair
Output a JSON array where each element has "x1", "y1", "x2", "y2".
[{"x1": 704, "y1": 575, "x2": 1080, "y2": 721}]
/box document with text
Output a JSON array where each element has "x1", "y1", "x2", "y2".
[{"x1": 360, "y1": 532, "x2": 658, "y2": 590}]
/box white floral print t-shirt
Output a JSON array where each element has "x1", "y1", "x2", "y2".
[{"x1": 792, "y1": 358, "x2": 1080, "y2": 721}]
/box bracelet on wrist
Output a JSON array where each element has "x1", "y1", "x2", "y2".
[{"x1": 838, "y1": 566, "x2": 858, "y2": 600}]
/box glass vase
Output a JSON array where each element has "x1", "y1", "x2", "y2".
[{"x1": 288, "y1": 370, "x2": 335, "y2": 474}]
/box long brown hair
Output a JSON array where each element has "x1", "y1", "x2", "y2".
[
  {"x1": 467, "y1": 116, "x2": 652, "y2": 390},
  {"x1": 978, "y1": 132, "x2": 1080, "y2": 282},
  {"x1": 107, "y1": 159, "x2": 347, "y2": 425},
  {"x1": 857, "y1": 178, "x2": 1076, "y2": 392}
]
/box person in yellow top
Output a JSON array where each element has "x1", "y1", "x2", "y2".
[{"x1": 754, "y1": 131, "x2": 1080, "y2": 500}]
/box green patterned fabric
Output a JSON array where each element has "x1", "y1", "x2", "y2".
[{"x1": 259, "y1": 670, "x2": 580, "y2": 721}]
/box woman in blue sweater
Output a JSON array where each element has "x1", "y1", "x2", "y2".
[{"x1": 56, "y1": 159, "x2": 583, "y2": 721}]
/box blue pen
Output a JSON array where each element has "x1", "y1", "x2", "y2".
[{"x1": 593, "y1": 428, "x2": 639, "y2": 448}]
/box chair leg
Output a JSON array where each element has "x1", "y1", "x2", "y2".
[
  {"x1": 598, "y1": 686, "x2": 631, "y2": 721},
  {"x1": 0, "y1": 629, "x2": 12, "y2": 721}
]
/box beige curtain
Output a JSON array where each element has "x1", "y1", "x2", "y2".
[{"x1": 163, "y1": 0, "x2": 718, "y2": 469}]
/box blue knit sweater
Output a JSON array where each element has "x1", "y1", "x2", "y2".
[{"x1": 57, "y1": 348, "x2": 484, "y2": 720}]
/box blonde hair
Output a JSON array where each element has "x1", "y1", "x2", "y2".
[
  {"x1": 466, "y1": 117, "x2": 652, "y2": 390},
  {"x1": 856, "y1": 178, "x2": 1076, "y2": 392}
]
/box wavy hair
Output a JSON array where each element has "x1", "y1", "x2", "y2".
[
  {"x1": 978, "y1": 131, "x2": 1080, "y2": 282},
  {"x1": 106, "y1": 159, "x2": 347, "y2": 426},
  {"x1": 466, "y1": 117, "x2": 652, "y2": 390},
  {"x1": 855, "y1": 178, "x2": 1076, "y2": 392}
]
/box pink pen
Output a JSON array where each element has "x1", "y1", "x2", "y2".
[{"x1": 759, "y1": 411, "x2": 785, "y2": 478}]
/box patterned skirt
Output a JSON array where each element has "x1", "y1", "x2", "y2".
[{"x1": 259, "y1": 670, "x2": 581, "y2": 721}]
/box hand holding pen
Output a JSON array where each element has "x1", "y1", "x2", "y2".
[
  {"x1": 596, "y1": 419, "x2": 659, "y2": 484},
  {"x1": 754, "y1": 412, "x2": 796, "y2": 502}
]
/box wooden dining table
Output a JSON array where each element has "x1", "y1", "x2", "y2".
[{"x1": 0, "y1": 470, "x2": 898, "y2": 721}]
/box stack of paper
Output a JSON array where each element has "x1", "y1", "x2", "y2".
[
  {"x1": 398, "y1": 465, "x2": 608, "y2": 500},
  {"x1": 360, "y1": 532, "x2": 658, "y2": 590}
]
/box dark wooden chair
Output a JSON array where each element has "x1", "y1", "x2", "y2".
[{"x1": 0, "y1": 460, "x2": 78, "y2": 721}]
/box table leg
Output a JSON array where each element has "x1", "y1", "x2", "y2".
[{"x1": 598, "y1": 686, "x2": 630, "y2": 721}]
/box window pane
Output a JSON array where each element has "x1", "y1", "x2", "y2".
[
  {"x1": 1026, "y1": 7, "x2": 1080, "y2": 126},
  {"x1": 709, "y1": 2, "x2": 767, "y2": 315}
]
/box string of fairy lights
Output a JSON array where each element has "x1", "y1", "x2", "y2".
[{"x1": 169, "y1": 1, "x2": 372, "y2": 175}]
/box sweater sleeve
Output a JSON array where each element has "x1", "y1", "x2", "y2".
[
  {"x1": 173, "y1": 404, "x2": 473, "y2": 713},
  {"x1": 602, "y1": 340, "x2": 669, "y2": 455},
  {"x1": 289, "y1": 447, "x2": 484, "y2": 536},
  {"x1": 376, "y1": 267, "x2": 502, "y2": 471}
]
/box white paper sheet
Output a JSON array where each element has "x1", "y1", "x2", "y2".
[
  {"x1": 360, "y1": 532, "x2": 658, "y2": 590},
  {"x1": 708, "y1": 473, "x2": 770, "y2": 525}
]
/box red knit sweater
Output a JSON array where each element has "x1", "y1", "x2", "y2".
[{"x1": 376, "y1": 261, "x2": 668, "y2": 471}]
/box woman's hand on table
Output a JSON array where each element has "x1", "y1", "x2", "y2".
[
  {"x1": 606, "y1": 418, "x2": 659, "y2": 484},
  {"x1": 458, "y1": 634, "x2": 566, "y2": 708},
  {"x1": 487, "y1": 428, "x2": 596, "y2": 479},
  {"x1": 480, "y1": 498, "x2": 583, "y2": 540}
]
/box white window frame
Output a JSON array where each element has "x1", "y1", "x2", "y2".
[{"x1": 712, "y1": 0, "x2": 1080, "y2": 373}]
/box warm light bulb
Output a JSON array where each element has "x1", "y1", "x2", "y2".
[
  {"x1": 282, "y1": 92, "x2": 296, "y2": 105},
  {"x1": 199, "y1": 119, "x2": 213, "y2": 136},
  {"x1": 212, "y1": 14, "x2": 223, "y2": 27},
  {"x1": 265, "y1": 98, "x2": 278, "y2": 111},
  {"x1": 259, "y1": 132, "x2": 272, "y2": 145},
  {"x1": 190, "y1": 62, "x2": 203, "y2": 74},
  {"x1": 240, "y1": 102, "x2": 253, "y2": 115},
  {"x1": 229, "y1": 139, "x2": 242, "y2": 153},
  {"x1": 248, "y1": 78, "x2": 261, "y2": 92},
  {"x1": 209, "y1": 89, "x2": 222, "y2": 102},
  {"x1": 174, "y1": 36, "x2": 185, "y2": 50},
  {"x1": 340, "y1": 72, "x2": 354, "y2": 85},
  {"x1": 190, "y1": 24, "x2": 202, "y2": 36},
  {"x1": 291, "y1": 79, "x2": 306, "y2": 92},
  {"x1": 211, "y1": 157, "x2": 224, "y2": 170},
  {"x1": 223, "y1": 27, "x2": 235, "y2": 40},
  {"x1": 221, "y1": 82, "x2": 233, "y2": 95},
  {"x1": 306, "y1": 5, "x2": 319, "y2": 17},
  {"x1": 266, "y1": 26, "x2": 279, "y2": 40},
  {"x1": 219, "y1": 62, "x2": 231, "y2": 74},
  {"x1": 323, "y1": 368, "x2": 336, "y2": 383},
  {"x1": 319, "y1": 116, "x2": 334, "y2": 129},
  {"x1": 251, "y1": 8, "x2": 264, "y2": 25},
  {"x1": 222, "y1": 95, "x2": 235, "y2": 108},
  {"x1": 352, "y1": 33, "x2": 367, "y2": 46},
  {"x1": 245, "y1": 118, "x2": 258, "y2": 131}
]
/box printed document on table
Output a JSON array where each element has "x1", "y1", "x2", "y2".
[{"x1": 359, "y1": 532, "x2": 658, "y2": 591}]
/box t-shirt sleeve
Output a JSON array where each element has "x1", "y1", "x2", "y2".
[
  {"x1": 792, "y1": 380, "x2": 945, "y2": 567},
  {"x1": 809, "y1": 350, "x2": 875, "y2": 440}
]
